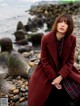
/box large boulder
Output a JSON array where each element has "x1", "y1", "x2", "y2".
[
  {"x1": 18, "y1": 45, "x2": 33, "y2": 53},
  {"x1": 14, "y1": 30, "x2": 26, "y2": 41},
  {"x1": 16, "y1": 21, "x2": 25, "y2": 31},
  {"x1": 27, "y1": 32, "x2": 43, "y2": 46},
  {"x1": 0, "y1": 38, "x2": 13, "y2": 52},
  {"x1": 8, "y1": 52, "x2": 30, "y2": 78},
  {"x1": 16, "y1": 39, "x2": 28, "y2": 45}
]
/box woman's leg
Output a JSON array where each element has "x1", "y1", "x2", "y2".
[{"x1": 45, "y1": 86, "x2": 72, "y2": 106}]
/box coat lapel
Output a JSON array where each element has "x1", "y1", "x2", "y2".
[
  {"x1": 46, "y1": 32, "x2": 72, "y2": 68},
  {"x1": 47, "y1": 32, "x2": 58, "y2": 68}
]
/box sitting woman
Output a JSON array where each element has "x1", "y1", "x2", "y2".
[{"x1": 28, "y1": 13, "x2": 80, "y2": 106}]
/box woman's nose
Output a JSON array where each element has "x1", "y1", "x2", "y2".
[{"x1": 61, "y1": 22, "x2": 65, "y2": 26}]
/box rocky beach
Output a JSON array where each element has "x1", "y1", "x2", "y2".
[{"x1": 0, "y1": 1, "x2": 80, "y2": 106}]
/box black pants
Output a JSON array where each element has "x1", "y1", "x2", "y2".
[{"x1": 45, "y1": 86, "x2": 73, "y2": 106}]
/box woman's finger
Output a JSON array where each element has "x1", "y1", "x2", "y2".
[{"x1": 55, "y1": 84, "x2": 62, "y2": 90}]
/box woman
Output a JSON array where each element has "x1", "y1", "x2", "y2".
[{"x1": 28, "y1": 14, "x2": 80, "y2": 106}]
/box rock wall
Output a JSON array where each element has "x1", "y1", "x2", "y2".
[{"x1": 29, "y1": 2, "x2": 80, "y2": 18}]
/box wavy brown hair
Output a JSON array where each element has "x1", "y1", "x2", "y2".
[{"x1": 51, "y1": 14, "x2": 74, "y2": 38}]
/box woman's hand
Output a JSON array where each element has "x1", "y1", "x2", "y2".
[{"x1": 51, "y1": 75, "x2": 63, "y2": 90}]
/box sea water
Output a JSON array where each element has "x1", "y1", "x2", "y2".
[{"x1": 0, "y1": 5, "x2": 32, "y2": 42}]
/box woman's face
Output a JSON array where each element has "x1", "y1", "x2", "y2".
[{"x1": 57, "y1": 18, "x2": 68, "y2": 34}]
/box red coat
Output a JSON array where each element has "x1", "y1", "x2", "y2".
[{"x1": 28, "y1": 32, "x2": 77, "y2": 106}]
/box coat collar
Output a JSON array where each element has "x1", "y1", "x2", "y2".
[{"x1": 47, "y1": 32, "x2": 72, "y2": 68}]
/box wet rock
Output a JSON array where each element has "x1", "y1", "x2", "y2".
[
  {"x1": 24, "y1": 24, "x2": 30, "y2": 32},
  {"x1": 16, "y1": 76, "x2": 22, "y2": 80},
  {"x1": 13, "y1": 89, "x2": 19, "y2": 94},
  {"x1": 24, "y1": 81, "x2": 28, "y2": 86},
  {"x1": 35, "y1": 53, "x2": 40, "y2": 59},
  {"x1": 16, "y1": 39, "x2": 28, "y2": 45},
  {"x1": 14, "y1": 30, "x2": 26, "y2": 42},
  {"x1": 19, "y1": 97, "x2": 26, "y2": 102},
  {"x1": 16, "y1": 21, "x2": 25, "y2": 31},
  {"x1": 8, "y1": 52, "x2": 30, "y2": 78},
  {"x1": 8, "y1": 94, "x2": 14, "y2": 98},
  {"x1": 22, "y1": 52, "x2": 31, "y2": 58},
  {"x1": 29, "y1": 62, "x2": 35, "y2": 67},
  {"x1": 34, "y1": 14, "x2": 44, "y2": 28},
  {"x1": 16, "y1": 101, "x2": 28, "y2": 106},
  {"x1": 21, "y1": 84, "x2": 26, "y2": 88},
  {"x1": 11, "y1": 95, "x2": 19, "y2": 102},
  {"x1": 9, "y1": 101, "x2": 15, "y2": 106},
  {"x1": 27, "y1": 32, "x2": 43, "y2": 46},
  {"x1": 29, "y1": 57, "x2": 37, "y2": 62},
  {"x1": 20, "y1": 88, "x2": 26, "y2": 93},
  {"x1": 0, "y1": 38, "x2": 13, "y2": 52},
  {"x1": 9, "y1": 86, "x2": 16, "y2": 92},
  {"x1": 18, "y1": 45, "x2": 33, "y2": 53},
  {"x1": 24, "y1": 19, "x2": 37, "y2": 32},
  {"x1": 26, "y1": 18, "x2": 38, "y2": 31}
]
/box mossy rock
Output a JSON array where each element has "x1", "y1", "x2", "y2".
[
  {"x1": 8, "y1": 52, "x2": 30, "y2": 78},
  {"x1": 27, "y1": 32, "x2": 43, "y2": 46}
]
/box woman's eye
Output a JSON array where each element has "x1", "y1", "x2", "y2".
[
  {"x1": 59, "y1": 20, "x2": 63, "y2": 22},
  {"x1": 65, "y1": 21, "x2": 68, "y2": 24},
  {"x1": 58, "y1": 20, "x2": 68, "y2": 24},
  {"x1": 58, "y1": 20, "x2": 63, "y2": 23}
]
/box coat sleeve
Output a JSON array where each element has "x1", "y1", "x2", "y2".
[
  {"x1": 58, "y1": 36, "x2": 76, "y2": 78},
  {"x1": 40, "y1": 35, "x2": 56, "y2": 81}
]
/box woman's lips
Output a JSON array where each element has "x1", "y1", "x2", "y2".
[{"x1": 60, "y1": 28, "x2": 64, "y2": 31}]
